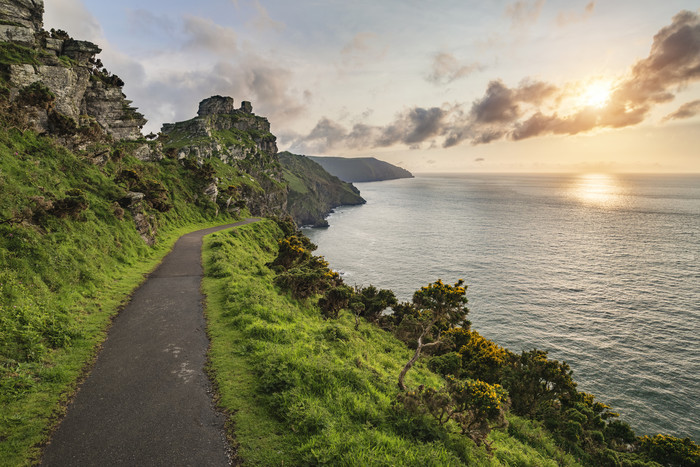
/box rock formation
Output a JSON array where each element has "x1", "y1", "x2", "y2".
[
  {"x1": 160, "y1": 96, "x2": 287, "y2": 219},
  {"x1": 0, "y1": 0, "x2": 146, "y2": 141}
]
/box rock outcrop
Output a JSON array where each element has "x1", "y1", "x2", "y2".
[
  {"x1": 0, "y1": 0, "x2": 145, "y2": 141},
  {"x1": 161, "y1": 96, "x2": 277, "y2": 163},
  {"x1": 160, "y1": 96, "x2": 287, "y2": 219}
]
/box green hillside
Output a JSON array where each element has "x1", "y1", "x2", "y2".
[
  {"x1": 278, "y1": 151, "x2": 365, "y2": 227},
  {"x1": 202, "y1": 220, "x2": 582, "y2": 466}
]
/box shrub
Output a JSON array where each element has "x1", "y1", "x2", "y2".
[
  {"x1": 17, "y1": 82, "x2": 55, "y2": 110},
  {"x1": 638, "y1": 434, "x2": 700, "y2": 467},
  {"x1": 397, "y1": 376, "x2": 509, "y2": 446}
]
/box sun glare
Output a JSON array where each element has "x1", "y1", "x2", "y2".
[{"x1": 581, "y1": 81, "x2": 612, "y2": 108}]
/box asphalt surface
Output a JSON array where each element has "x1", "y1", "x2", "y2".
[{"x1": 41, "y1": 219, "x2": 260, "y2": 467}]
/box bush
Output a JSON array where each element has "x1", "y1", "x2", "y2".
[
  {"x1": 638, "y1": 434, "x2": 700, "y2": 467},
  {"x1": 50, "y1": 189, "x2": 89, "y2": 219},
  {"x1": 17, "y1": 82, "x2": 55, "y2": 110},
  {"x1": 397, "y1": 376, "x2": 509, "y2": 446}
]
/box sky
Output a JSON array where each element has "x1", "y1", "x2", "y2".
[{"x1": 43, "y1": 1, "x2": 700, "y2": 173}]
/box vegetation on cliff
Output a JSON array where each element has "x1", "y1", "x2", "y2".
[
  {"x1": 204, "y1": 220, "x2": 699, "y2": 466},
  {"x1": 278, "y1": 151, "x2": 365, "y2": 227}
]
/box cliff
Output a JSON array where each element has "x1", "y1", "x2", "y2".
[
  {"x1": 309, "y1": 156, "x2": 413, "y2": 183},
  {"x1": 278, "y1": 151, "x2": 365, "y2": 227},
  {"x1": 0, "y1": 0, "x2": 145, "y2": 143}
]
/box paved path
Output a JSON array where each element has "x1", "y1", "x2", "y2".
[{"x1": 41, "y1": 219, "x2": 259, "y2": 466}]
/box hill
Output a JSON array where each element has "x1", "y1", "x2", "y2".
[
  {"x1": 278, "y1": 151, "x2": 365, "y2": 227},
  {"x1": 309, "y1": 155, "x2": 414, "y2": 182}
]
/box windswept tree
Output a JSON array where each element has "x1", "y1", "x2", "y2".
[
  {"x1": 397, "y1": 279, "x2": 469, "y2": 390},
  {"x1": 356, "y1": 285, "x2": 397, "y2": 323}
]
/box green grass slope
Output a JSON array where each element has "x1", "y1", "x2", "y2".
[
  {"x1": 0, "y1": 127, "x2": 244, "y2": 465},
  {"x1": 278, "y1": 151, "x2": 365, "y2": 226},
  {"x1": 202, "y1": 220, "x2": 582, "y2": 466}
]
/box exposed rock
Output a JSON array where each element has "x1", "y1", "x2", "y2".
[
  {"x1": 132, "y1": 211, "x2": 156, "y2": 246},
  {"x1": 203, "y1": 180, "x2": 219, "y2": 203},
  {"x1": 0, "y1": 0, "x2": 43, "y2": 32},
  {"x1": 240, "y1": 101, "x2": 252, "y2": 113},
  {"x1": 1, "y1": 0, "x2": 145, "y2": 141},
  {"x1": 124, "y1": 191, "x2": 145, "y2": 204},
  {"x1": 9, "y1": 63, "x2": 91, "y2": 119},
  {"x1": 0, "y1": 24, "x2": 35, "y2": 45},
  {"x1": 197, "y1": 95, "x2": 235, "y2": 116},
  {"x1": 62, "y1": 39, "x2": 101, "y2": 62}
]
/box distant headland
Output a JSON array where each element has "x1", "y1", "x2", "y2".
[{"x1": 308, "y1": 156, "x2": 414, "y2": 183}]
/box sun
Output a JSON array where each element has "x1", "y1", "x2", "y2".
[{"x1": 580, "y1": 80, "x2": 613, "y2": 108}]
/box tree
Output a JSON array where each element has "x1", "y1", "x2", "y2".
[
  {"x1": 397, "y1": 279, "x2": 469, "y2": 390},
  {"x1": 397, "y1": 376, "x2": 509, "y2": 446},
  {"x1": 502, "y1": 349, "x2": 576, "y2": 418},
  {"x1": 318, "y1": 285, "x2": 353, "y2": 319},
  {"x1": 356, "y1": 285, "x2": 397, "y2": 323}
]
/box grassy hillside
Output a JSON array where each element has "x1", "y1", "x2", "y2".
[
  {"x1": 278, "y1": 151, "x2": 365, "y2": 226},
  {"x1": 0, "y1": 127, "x2": 245, "y2": 465},
  {"x1": 202, "y1": 220, "x2": 583, "y2": 466}
]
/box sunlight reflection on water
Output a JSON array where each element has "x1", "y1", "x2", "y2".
[{"x1": 569, "y1": 173, "x2": 627, "y2": 208}]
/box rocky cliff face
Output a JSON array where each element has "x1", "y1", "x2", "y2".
[{"x1": 0, "y1": 0, "x2": 145, "y2": 141}]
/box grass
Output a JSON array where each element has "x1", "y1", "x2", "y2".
[
  {"x1": 202, "y1": 220, "x2": 582, "y2": 466},
  {"x1": 0, "y1": 127, "x2": 244, "y2": 465}
]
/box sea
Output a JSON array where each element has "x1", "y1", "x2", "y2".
[{"x1": 303, "y1": 173, "x2": 700, "y2": 441}]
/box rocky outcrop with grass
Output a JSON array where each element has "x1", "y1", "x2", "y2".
[{"x1": 0, "y1": 0, "x2": 145, "y2": 141}]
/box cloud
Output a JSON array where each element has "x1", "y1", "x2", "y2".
[
  {"x1": 427, "y1": 52, "x2": 483, "y2": 84},
  {"x1": 251, "y1": 0, "x2": 285, "y2": 32},
  {"x1": 339, "y1": 32, "x2": 387, "y2": 68},
  {"x1": 505, "y1": 0, "x2": 546, "y2": 29},
  {"x1": 556, "y1": 1, "x2": 595, "y2": 27},
  {"x1": 182, "y1": 15, "x2": 238, "y2": 53},
  {"x1": 43, "y1": 0, "x2": 103, "y2": 42},
  {"x1": 132, "y1": 52, "x2": 309, "y2": 134},
  {"x1": 663, "y1": 99, "x2": 700, "y2": 120},
  {"x1": 293, "y1": 10, "x2": 700, "y2": 152}
]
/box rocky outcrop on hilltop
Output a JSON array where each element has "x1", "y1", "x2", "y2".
[
  {"x1": 161, "y1": 96, "x2": 277, "y2": 162},
  {"x1": 160, "y1": 96, "x2": 287, "y2": 219},
  {"x1": 0, "y1": 0, "x2": 145, "y2": 141}
]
